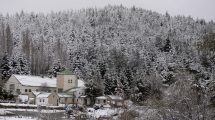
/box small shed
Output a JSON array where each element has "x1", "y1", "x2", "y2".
[
  {"x1": 106, "y1": 95, "x2": 124, "y2": 107},
  {"x1": 58, "y1": 93, "x2": 74, "y2": 104},
  {"x1": 95, "y1": 95, "x2": 124, "y2": 108},
  {"x1": 36, "y1": 92, "x2": 59, "y2": 106},
  {"x1": 78, "y1": 95, "x2": 91, "y2": 106},
  {"x1": 95, "y1": 96, "x2": 108, "y2": 105}
]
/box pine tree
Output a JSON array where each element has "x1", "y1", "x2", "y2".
[
  {"x1": 85, "y1": 80, "x2": 103, "y2": 105},
  {"x1": 104, "y1": 73, "x2": 117, "y2": 95},
  {"x1": 0, "y1": 53, "x2": 11, "y2": 82},
  {"x1": 0, "y1": 87, "x2": 9, "y2": 100},
  {"x1": 10, "y1": 57, "x2": 19, "y2": 74},
  {"x1": 121, "y1": 77, "x2": 130, "y2": 99},
  {"x1": 49, "y1": 60, "x2": 65, "y2": 77},
  {"x1": 17, "y1": 56, "x2": 30, "y2": 75},
  {"x1": 104, "y1": 77, "x2": 113, "y2": 95},
  {"x1": 163, "y1": 37, "x2": 171, "y2": 52},
  {"x1": 73, "y1": 51, "x2": 84, "y2": 78},
  {"x1": 115, "y1": 80, "x2": 125, "y2": 98},
  {"x1": 98, "y1": 62, "x2": 106, "y2": 79}
]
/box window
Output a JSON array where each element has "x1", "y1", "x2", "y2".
[
  {"x1": 68, "y1": 79, "x2": 72, "y2": 83},
  {"x1": 58, "y1": 88, "x2": 63, "y2": 93},
  {"x1": 40, "y1": 99, "x2": 41, "y2": 102},
  {"x1": 29, "y1": 89, "x2": 31, "y2": 92},
  {"x1": 36, "y1": 89, "x2": 38, "y2": 92},
  {"x1": 25, "y1": 89, "x2": 28, "y2": 92},
  {"x1": 16, "y1": 89, "x2": 20, "y2": 94},
  {"x1": 43, "y1": 99, "x2": 45, "y2": 102},
  {"x1": 9, "y1": 84, "x2": 15, "y2": 91},
  {"x1": 104, "y1": 100, "x2": 106, "y2": 103}
]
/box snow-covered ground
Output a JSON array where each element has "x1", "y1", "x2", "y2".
[
  {"x1": 0, "y1": 116, "x2": 37, "y2": 120},
  {"x1": 0, "y1": 109, "x2": 14, "y2": 116},
  {"x1": 0, "y1": 102, "x2": 127, "y2": 119},
  {"x1": 0, "y1": 103, "x2": 64, "y2": 110},
  {"x1": 0, "y1": 103, "x2": 37, "y2": 107},
  {"x1": 0, "y1": 108, "x2": 64, "y2": 113},
  {"x1": 87, "y1": 107, "x2": 123, "y2": 119},
  {"x1": 0, "y1": 109, "x2": 35, "y2": 120},
  {"x1": 0, "y1": 108, "x2": 65, "y2": 120}
]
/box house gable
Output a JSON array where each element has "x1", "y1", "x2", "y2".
[{"x1": 5, "y1": 75, "x2": 22, "y2": 94}]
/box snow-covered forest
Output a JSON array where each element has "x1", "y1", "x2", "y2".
[{"x1": 1, "y1": 5, "x2": 215, "y2": 119}]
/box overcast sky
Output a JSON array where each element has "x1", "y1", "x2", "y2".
[{"x1": 0, "y1": 0, "x2": 214, "y2": 21}]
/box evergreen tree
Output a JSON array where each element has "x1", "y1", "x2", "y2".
[
  {"x1": 0, "y1": 86, "x2": 14, "y2": 100},
  {"x1": 17, "y1": 56, "x2": 30, "y2": 75},
  {"x1": 104, "y1": 77, "x2": 114, "y2": 95},
  {"x1": 115, "y1": 80, "x2": 125, "y2": 98},
  {"x1": 10, "y1": 57, "x2": 18, "y2": 74},
  {"x1": 0, "y1": 53, "x2": 11, "y2": 82},
  {"x1": 120, "y1": 77, "x2": 130, "y2": 99},
  {"x1": 163, "y1": 37, "x2": 171, "y2": 52},
  {"x1": 104, "y1": 73, "x2": 118, "y2": 95},
  {"x1": 73, "y1": 51, "x2": 85, "y2": 78},
  {"x1": 98, "y1": 62, "x2": 106, "y2": 79},
  {"x1": 85, "y1": 80, "x2": 103, "y2": 105},
  {"x1": 49, "y1": 60, "x2": 65, "y2": 77}
]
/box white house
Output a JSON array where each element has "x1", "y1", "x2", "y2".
[
  {"x1": 95, "y1": 95, "x2": 124, "y2": 108},
  {"x1": 36, "y1": 92, "x2": 59, "y2": 106},
  {"x1": 5, "y1": 74, "x2": 57, "y2": 96},
  {"x1": 5, "y1": 71, "x2": 90, "y2": 106}
]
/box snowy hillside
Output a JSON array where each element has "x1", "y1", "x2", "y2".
[{"x1": 1, "y1": 5, "x2": 215, "y2": 119}]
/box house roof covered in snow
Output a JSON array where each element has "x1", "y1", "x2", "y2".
[
  {"x1": 96, "y1": 95, "x2": 123, "y2": 100},
  {"x1": 107, "y1": 95, "x2": 123, "y2": 100},
  {"x1": 96, "y1": 96, "x2": 107, "y2": 100},
  {"x1": 58, "y1": 93, "x2": 73, "y2": 98},
  {"x1": 32, "y1": 91, "x2": 41, "y2": 96},
  {"x1": 66, "y1": 87, "x2": 85, "y2": 93},
  {"x1": 37, "y1": 93, "x2": 52, "y2": 98},
  {"x1": 13, "y1": 74, "x2": 56, "y2": 87}
]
